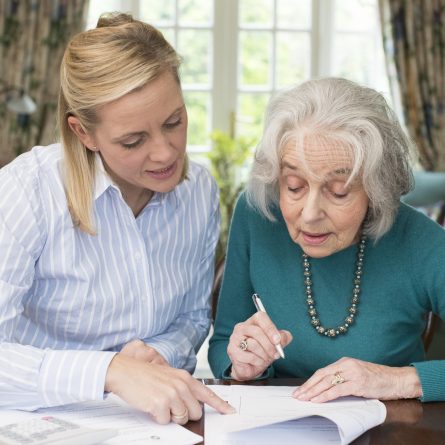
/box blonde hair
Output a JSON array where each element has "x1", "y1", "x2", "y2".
[
  {"x1": 247, "y1": 77, "x2": 414, "y2": 240},
  {"x1": 58, "y1": 12, "x2": 183, "y2": 234}
]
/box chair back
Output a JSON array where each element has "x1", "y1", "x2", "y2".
[
  {"x1": 211, "y1": 257, "x2": 225, "y2": 322},
  {"x1": 403, "y1": 171, "x2": 445, "y2": 351}
]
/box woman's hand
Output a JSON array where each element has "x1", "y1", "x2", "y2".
[
  {"x1": 120, "y1": 339, "x2": 168, "y2": 365},
  {"x1": 105, "y1": 354, "x2": 236, "y2": 425},
  {"x1": 293, "y1": 357, "x2": 423, "y2": 402},
  {"x1": 227, "y1": 312, "x2": 292, "y2": 381}
]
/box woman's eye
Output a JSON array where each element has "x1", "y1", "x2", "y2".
[
  {"x1": 330, "y1": 187, "x2": 349, "y2": 198},
  {"x1": 329, "y1": 182, "x2": 350, "y2": 199},
  {"x1": 121, "y1": 140, "x2": 142, "y2": 149},
  {"x1": 164, "y1": 119, "x2": 182, "y2": 129},
  {"x1": 288, "y1": 186, "x2": 302, "y2": 193}
]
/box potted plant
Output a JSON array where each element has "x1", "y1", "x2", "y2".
[{"x1": 207, "y1": 130, "x2": 254, "y2": 264}]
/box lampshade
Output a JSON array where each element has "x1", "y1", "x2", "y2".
[{"x1": 7, "y1": 93, "x2": 37, "y2": 114}]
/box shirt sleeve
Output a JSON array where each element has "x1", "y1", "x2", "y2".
[
  {"x1": 411, "y1": 360, "x2": 445, "y2": 402},
  {"x1": 143, "y1": 176, "x2": 221, "y2": 372},
  {"x1": 208, "y1": 193, "x2": 258, "y2": 378},
  {"x1": 0, "y1": 166, "x2": 115, "y2": 410}
]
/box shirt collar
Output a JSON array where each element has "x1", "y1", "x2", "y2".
[
  {"x1": 92, "y1": 154, "x2": 179, "y2": 210},
  {"x1": 93, "y1": 154, "x2": 113, "y2": 200}
]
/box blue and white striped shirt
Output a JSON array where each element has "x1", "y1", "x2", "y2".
[{"x1": 0, "y1": 144, "x2": 220, "y2": 410}]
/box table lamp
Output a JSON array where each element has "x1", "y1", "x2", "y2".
[{"x1": 1, "y1": 82, "x2": 37, "y2": 114}]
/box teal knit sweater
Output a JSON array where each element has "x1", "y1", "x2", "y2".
[{"x1": 208, "y1": 193, "x2": 445, "y2": 402}]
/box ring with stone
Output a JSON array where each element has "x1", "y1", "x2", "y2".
[
  {"x1": 239, "y1": 338, "x2": 248, "y2": 351},
  {"x1": 331, "y1": 372, "x2": 346, "y2": 385}
]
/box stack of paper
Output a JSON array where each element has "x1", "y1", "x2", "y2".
[{"x1": 205, "y1": 385, "x2": 386, "y2": 445}]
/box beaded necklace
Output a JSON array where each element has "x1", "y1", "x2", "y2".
[{"x1": 302, "y1": 235, "x2": 366, "y2": 338}]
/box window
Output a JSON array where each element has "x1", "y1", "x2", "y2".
[
  {"x1": 87, "y1": 0, "x2": 389, "y2": 153},
  {"x1": 235, "y1": 0, "x2": 313, "y2": 140},
  {"x1": 332, "y1": 0, "x2": 389, "y2": 93}
]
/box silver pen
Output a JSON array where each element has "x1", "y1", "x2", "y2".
[{"x1": 252, "y1": 293, "x2": 285, "y2": 359}]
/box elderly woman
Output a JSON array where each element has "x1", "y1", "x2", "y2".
[{"x1": 208, "y1": 77, "x2": 445, "y2": 403}]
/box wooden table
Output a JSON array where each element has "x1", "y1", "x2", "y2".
[{"x1": 185, "y1": 378, "x2": 445, "y2": 445}]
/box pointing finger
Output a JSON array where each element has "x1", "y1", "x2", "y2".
[{"x1": 191, "y1": 380, "x2": 236, "y2": 415}]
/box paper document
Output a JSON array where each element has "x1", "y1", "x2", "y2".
[
  {"x1": 205, "y1": 385, "x2": 386, "y2": 445},
  {"x1": 0, "y1": 394, "x2": 202, "y2": 445}
]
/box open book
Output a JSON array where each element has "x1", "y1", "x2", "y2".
[{"x1": 205, "y1": 385, "x2": 386, "y2": 445}]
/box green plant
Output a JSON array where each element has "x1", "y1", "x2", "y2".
[{"x1": 207, "y1": 130, "x2": 254, "y2": 263}]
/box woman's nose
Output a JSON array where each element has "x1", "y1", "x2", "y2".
[
  {"x1": 301, "y1": 191, "x2": 325, "y2": 223},
  {"x1": 148, "y1": 135, "x2": 173, "y2": 163}
]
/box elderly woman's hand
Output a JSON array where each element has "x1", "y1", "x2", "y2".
[
  {"x1": 227, "y1": 312, "x2": 292, "y2": 381},
  {"x1": 293, "y1": 357, "x2": 423, "y2": 402}
]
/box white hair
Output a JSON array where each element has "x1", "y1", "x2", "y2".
[{"x1": 246, "y1": 77, "x2": 415, "y2": 240}]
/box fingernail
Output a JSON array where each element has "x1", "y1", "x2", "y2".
[
  {"x1": 226, "y1": 405, "x2": 237, "y2": 414},
  {"x1": 297, "y1": 392, "x2": 308, "y2": 400},
  {"x1": 273, "y1": 334, "x2": 281, "y2": 343}
]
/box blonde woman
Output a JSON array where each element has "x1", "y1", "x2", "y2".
[{"x1": 0, "y1": 13, "x2": 234, "y2": 424}]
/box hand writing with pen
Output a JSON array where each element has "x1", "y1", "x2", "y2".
[{"x1": 227, "y1": 294, "x2": 293, "y2": 381}]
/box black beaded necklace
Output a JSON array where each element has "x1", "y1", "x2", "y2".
[{"x1": 302, "y1": 235, "x2": 366, "y2": 338}]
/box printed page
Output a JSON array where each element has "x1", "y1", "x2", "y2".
[
  {"x1": 0, "y1": 394, "x2": 202, "y2": 445},
  {"x1": 205, "y1": 385, "x2": 385, "y2": 445}
]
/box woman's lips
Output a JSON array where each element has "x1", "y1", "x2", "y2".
[
  {"x1": 146, "y1": 161, "x2": 177, "y2": 180},
  {"x1": 302, "y1": 232, "x2": 330, "y2": 245}
]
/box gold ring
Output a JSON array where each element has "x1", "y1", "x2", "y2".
[
  {"x1": 331, "y1": 372, "x2": 345, "y2": 385},
  {"x1": 171, "y1": 408, "x2": 188, "y2": 421},
  {"x1": 239, "y1": 338, "x2": 248, "y2": 351}
]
